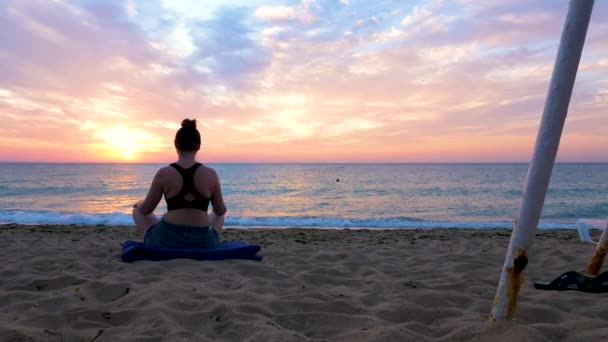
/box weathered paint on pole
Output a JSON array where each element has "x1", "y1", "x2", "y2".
[
  {"x1": 587, "y1": 224, "x2": 608, "y2": 275},
  {"x1": 490, "y1": 0, "x2": 594, "y2": 322}
]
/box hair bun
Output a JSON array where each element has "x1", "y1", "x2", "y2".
[{"x1": 181, "y1": 119, "x2": 197, "y2": 129}]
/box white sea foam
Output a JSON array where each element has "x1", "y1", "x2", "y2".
[{"x1": 0, "y1": 210, "x2": 576, "y2": 229}]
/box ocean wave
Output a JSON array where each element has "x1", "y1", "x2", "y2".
[
  {"x1": 0, "y1": 185, "x2": 105, "y2": 197},
  {"x1": 0, "y1": 210, "x2": 575, "y2": 229}
]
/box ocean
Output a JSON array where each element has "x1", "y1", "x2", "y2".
[{"x1": 0, "y1": 163, "x2": 606, "y2": 229}]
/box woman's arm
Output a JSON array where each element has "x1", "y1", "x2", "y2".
[
  {"x1": 136, "y1": 169, "x2": 165, "y2": 216},
  {"x1": 210, "y1": 169, "x2": 227, "y2": 216}
]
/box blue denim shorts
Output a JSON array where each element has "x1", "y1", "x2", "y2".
[{"x1": 144, "y1": 219, "x2": 220, "y2": 249}]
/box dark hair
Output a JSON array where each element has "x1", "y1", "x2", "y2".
[{"x1": 174, "y1": 119, "x2": 201, "y2": 151}]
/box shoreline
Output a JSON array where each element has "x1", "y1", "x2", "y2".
[
  {"x1": 0, "y1": 221, "x2": 585, "y2": 230},
  {"x1": 1, "y1": 225, "x2": 607, "y2": 341}
]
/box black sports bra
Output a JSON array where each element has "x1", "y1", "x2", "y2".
[{"x1": 165, "y1": 163, "x2": 210, "y2": 211}]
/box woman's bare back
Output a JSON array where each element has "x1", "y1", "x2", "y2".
[
  {"x1": 137, "y1": 162, "x2": 226, "y2": 227},
  {"x1": 163, "y1": 163, "x2": 224, "y2": 226}
]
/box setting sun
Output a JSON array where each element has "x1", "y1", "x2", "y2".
[{"x1": 94, "y1": 126, "x2": 164, "y2": 161}]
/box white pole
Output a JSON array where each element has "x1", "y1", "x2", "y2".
[
  {"x1": 587, "y1": 223, "x2": 608, "y2": 275},
  {"x1": 490, "y1": 0, "x2": 594, "y2": 322}
]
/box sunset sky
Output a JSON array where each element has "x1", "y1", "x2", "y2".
[{"x1": 0, "y1": 0, "x2": 607, "y2": 163}]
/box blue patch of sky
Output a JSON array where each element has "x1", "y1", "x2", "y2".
[{"x1": 187, "y1": 7, "x2": 272, "y2": 85}]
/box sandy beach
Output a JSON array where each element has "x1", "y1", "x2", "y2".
[{"x1": 1, "y1": 225, "x2": 607, "y2": 342}]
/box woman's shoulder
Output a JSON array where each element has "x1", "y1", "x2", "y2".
[
  {"x1": 158, "y1": 165, "x2": 174, "y2": 173},
  {"x1": 156, "y1": 165, "x2": 177, "y2": 178},
  {"x1": 198, "y1": 164, "x2": 219, "y2": 179},
  {"x1": 199, "y1": 163, "x2": 217, "y2": 173}
]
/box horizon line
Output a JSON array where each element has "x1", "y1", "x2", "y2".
[{"x1": 1, "y1": 161, "x2": 608, "y2": 165}]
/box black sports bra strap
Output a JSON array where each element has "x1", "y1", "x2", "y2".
[
  {"x1": 170, "y1": 163, "x2": 201, "y2": 172},
  {"x1": 166, "y1": 163, "x2": 209, "y2": 211},
  {"x1": 170, "y1": 163, "x2": 201, "y2": 174},
  {"x1": 170, "y1": 163, "x2": 201, "y2": 192}
]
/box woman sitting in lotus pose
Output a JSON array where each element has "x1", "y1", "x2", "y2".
[{"x1": 132, "y1": 119, "x2": 227, "y2": 249}]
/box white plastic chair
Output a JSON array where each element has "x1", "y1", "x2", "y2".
[{"x1": 576, "y1": 219, "x2": 608, "y2": 244}]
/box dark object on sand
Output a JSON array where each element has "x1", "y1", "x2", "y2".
[
  {"x1": 534, "y1": 270, "x2": 608, "y2": 293},
  {"x1": 336, "y1": 179, "x2": 340, "y2": 182},
  {"x1": 121, "y1": 240, "x2": 262, "y2": 262}
]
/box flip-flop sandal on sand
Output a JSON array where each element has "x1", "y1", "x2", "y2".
[
  {"x1": 587, "y1": 271, "x2": 608, "y2": 292},
  {"x1": 534, "y1": 271, "x2": 608, "y2": 293}
]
